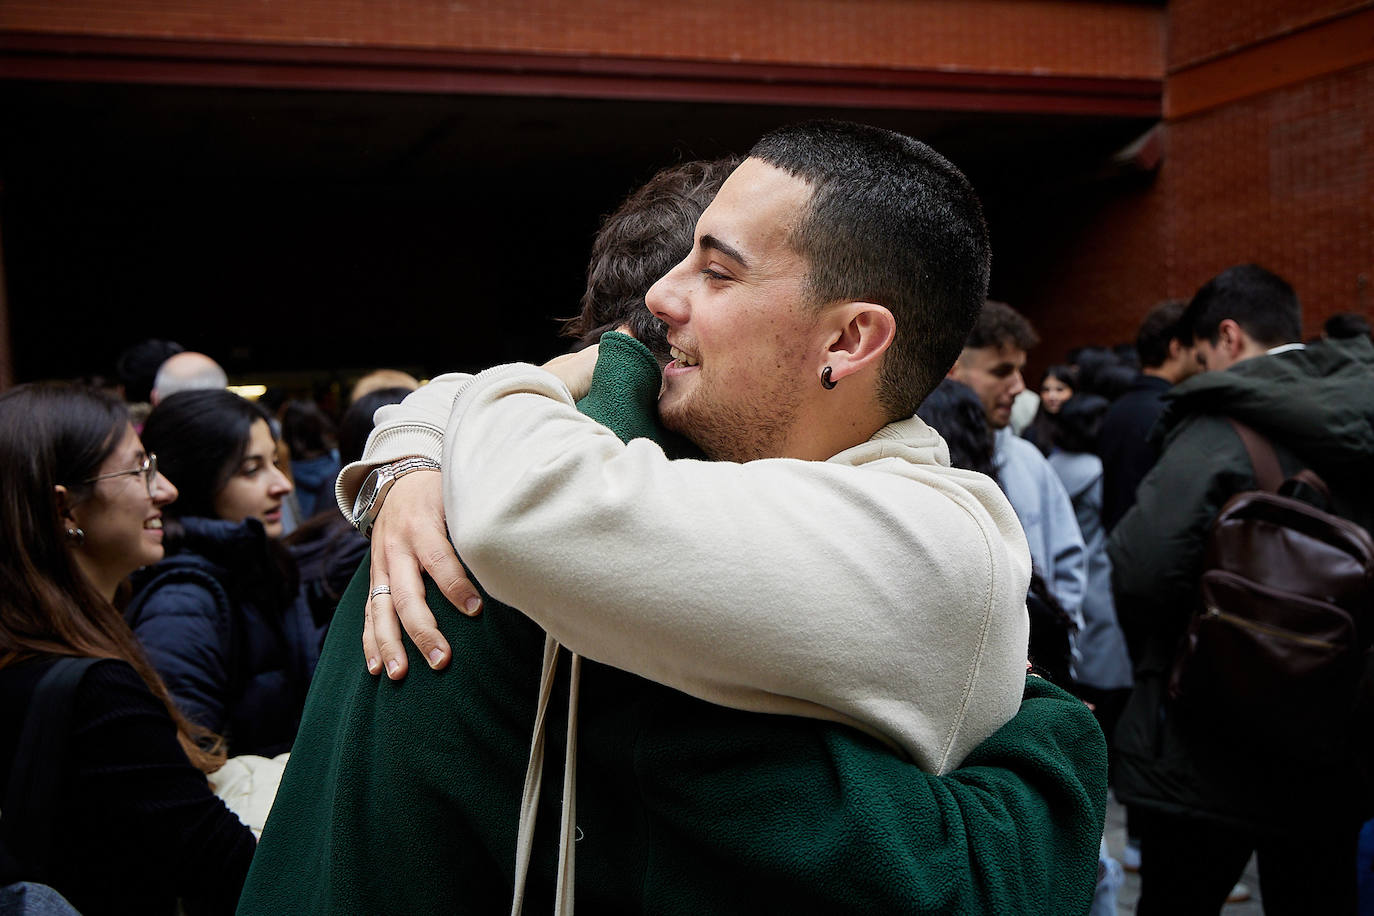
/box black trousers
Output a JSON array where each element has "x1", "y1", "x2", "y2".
[{"x1": 1136, "y1": 808, "x2": 1359, "y2": 915}]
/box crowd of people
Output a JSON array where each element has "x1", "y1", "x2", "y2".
[{"x1": 0, "y1": 118, "x2": 1371, "y2": 916}]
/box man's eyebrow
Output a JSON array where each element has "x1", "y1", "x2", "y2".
[{"x1": 699, "y1": 234, "x2": 749, "y2": 270}]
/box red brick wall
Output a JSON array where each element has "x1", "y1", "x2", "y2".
[
  {"x1": 0, "y1": 0, "x2": 1163, "y2": 78},
  {"x1": 1004, "y1": 173, "x2": 1173, "y2": 363},
  {"x1": 1022, "y1": 1, "x2": 1374, "y2": 363},
  {"x1": 1168, "y1": 0, "x2": 1367, "y2": 67},
  {"x1": 1166, "y1": 63, "x2": 1374, "y2": 321}
]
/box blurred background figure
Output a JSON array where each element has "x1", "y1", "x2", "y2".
[
  {"x1": 280, "y1": 399, "x2": 339, "y2": 519},
  {"x1": 1098, "y1": 300, "x2": 1197, "y2": 534},
  {"x1": 285, "y1": 386, "x2": 412, "y2": 630},
  {"x1": 947, "y1": 301, "x2": 1088, "y2": 666},
  {"x1": 127, "y1": 389, "x2": 319, "y2": 758},
  {"x1": 150, "y1": 351, "x2": 228, "y2": 406},
  {"x1": 1023, "y1": 363, "x2": 1078, "y2": 454},
  {"x1": 0, "y1": 382, "x2": 254, "y2": 914},
  {"x1": 1324, "y1": 312, "x2": 1371, "y2": 341},
  {"x1": 114, "y1": 338, "x2": 185, "y2": 428},
  {"x1": 1040, "y1": 364, "x2": 1077, "y2": 414},
  {"x1": 348, "y1": 369, "x2": 419, "y2": 405},
  {"x1": 1045, "y1": 394, "x2": 1133, "y2": 739},
  {"x1": 1071, "y1": 345, "x2": 1136, "y2": 402}
]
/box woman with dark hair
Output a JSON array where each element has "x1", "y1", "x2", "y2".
[
  {"x1": 915, "y1": 377, "x2": 999, "y2": 481},
  {"x1": 1024, "y1": 364, "x2": 1077, "y2": 454},
  {"x1": 0, "y1": 382, "x2": 255, "y2": 914},
  {"x1": 129, "y1": 389, "x2": 319, "y2": 758}
]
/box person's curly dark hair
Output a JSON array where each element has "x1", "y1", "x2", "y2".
[
  {"x1": 964, "y1": 300, "x2": 1039, "y2": 352},
  {"x1": 561, "y1": 158, "x2": 740, "y2": 360}
]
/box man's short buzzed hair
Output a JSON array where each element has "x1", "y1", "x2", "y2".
[
  {"x1": 749, "y1": 121, "x2": 991, "y2": 420},
  {"x1": 1182, "y1": 263, "x2": 1302, "y2": 348},
  {"x1": 1135, "y1": 299, "x2": 1188, "y2": 369},
  {"x1": 963, "y1": 300, "x2": 1039, "y2": 353},
  {"x1": 563, "y1": 157, "x2": 739, "y2": 359}
]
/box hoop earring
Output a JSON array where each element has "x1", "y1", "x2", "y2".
[
  {"x1": 66, "y1": 527, "x2": 85, "y2": 546},
  {"x1": 820, "y1": 366, "x2": 838, "y2": 390}
]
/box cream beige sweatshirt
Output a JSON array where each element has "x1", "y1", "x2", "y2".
[{"x1": 339, "y1": 366, "x2": 1031, "y2": 773}]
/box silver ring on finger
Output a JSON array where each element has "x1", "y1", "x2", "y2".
[{"x1": 369, "y1": 584, "x2": 392, "y2": 599}]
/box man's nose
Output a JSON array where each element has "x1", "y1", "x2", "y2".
[
  {"x1": 646, "y1": 261, "x2": 689, "y2": 325},
  {"x1": 1009, "y1": 371, "x2": 1026, "y2": 398}
]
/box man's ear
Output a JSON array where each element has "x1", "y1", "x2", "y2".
[
  {"x1": 1216, "y1": 318, "x2": 1246, "y2": 358},
  {"x1": 823, "y1": 302, "x2": 895, "y2": 384}
]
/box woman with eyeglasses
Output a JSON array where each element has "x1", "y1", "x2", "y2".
[
  {"x1": 0, "y1": 382, "x2": 255, "y2": 914},
  {"x1": 129, "y1": 389, "x2": 321, "y2": 759}
]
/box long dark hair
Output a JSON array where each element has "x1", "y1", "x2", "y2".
[
  {"x1": 916, "y1": 378, "x2": 999, "y2": 483},
  {"x1": 1024, "y1": 364, "x2": 1078, "y2": 455},
  {"x1": 142, "y1": 389, "x2": 274, "y2": 520},
  {"x1": 144, "y1": 388, "x2": 300, "y2": 613},
  {"x1": 0, "y1": 382, "x2": 225, "y2": 773}
]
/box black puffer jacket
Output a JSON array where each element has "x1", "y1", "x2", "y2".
[
  {"x1": 127, "y1": 516, "x2": 322, "y2": 757},
  {"x1": 1108, "y1": 335, "x2": 1374, "y2": 829}
]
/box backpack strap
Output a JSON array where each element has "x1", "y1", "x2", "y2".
[
  {"x1": 1227, "y1": 418, "x2": 1285, "y2": 492},
  {"x1": 2, "y1": 657, "x2": 100, "y2": 881},
  {"x1": 1227, "y1": 418, "x2": 1333, "y2": 505}
]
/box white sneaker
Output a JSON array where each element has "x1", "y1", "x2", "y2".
[
  {"x1": 1121, "y1": 841, "x2": 1141, "y2": 873},
  {"x1": 1226, "y1": 882, "x2": 1251, "y2": 904}
]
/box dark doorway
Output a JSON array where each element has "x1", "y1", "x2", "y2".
[{"x1": 0, "y1": 79, "x2": 1154, "y2": 387}]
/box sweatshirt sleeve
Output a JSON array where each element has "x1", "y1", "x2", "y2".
[
  {"x1": 333, "y1": 372, "x2": 473, "y2": 516},
  {"x1": 637, "y1": 675, "x2": 1107, "y2": 914},
  {"x1": 443, "y1": 364, "x2": 1028, "y2": 772}
]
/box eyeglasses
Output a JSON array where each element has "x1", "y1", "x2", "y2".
[{"x1": 84, "y1": 453, "x2": 159, "y2": 497}]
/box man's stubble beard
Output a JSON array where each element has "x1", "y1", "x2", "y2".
[{"x1": 661, "y1": 377, "x2": 801, "y2": 463}]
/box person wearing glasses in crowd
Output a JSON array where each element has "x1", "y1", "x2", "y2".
[
  {"x1": 0, "y1": 382, "x2": 255, "y2": 915},
  {"x1": 128, "y1": 389, "x2": 321, "y2": 758}
]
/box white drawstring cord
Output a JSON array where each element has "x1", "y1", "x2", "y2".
[{"x1": 510, "y1": 635, "x2": 582, "y2": 915}]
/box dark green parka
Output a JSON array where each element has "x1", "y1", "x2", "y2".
[{"x1": 1109, "y1": 335, "x2": 1374, "y2": 829}]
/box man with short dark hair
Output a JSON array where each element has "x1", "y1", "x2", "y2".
[
  {"x1": 1324, "y1": 311, "x2": 1372, "y2": 341},
  {"x1": 1109, "y1": 263, "x2": 1374, "y2": 913},
  {"x1": 947, "y1": 300, "x2": 1088, "y2": 654},
  {"x1": 242, "y1": 126, "x2": 1106, "y2": 913},
  {"x1": 1097, "y1": 299, "x2": 1198, "y2": 533}
]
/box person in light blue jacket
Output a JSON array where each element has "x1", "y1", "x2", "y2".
[
  {"x1": 1045, "y1": 394, "x2": 1133, "y2": 700},
  {"x1": 949, "y1": 301, "x2": 1087, "y2": 663}
]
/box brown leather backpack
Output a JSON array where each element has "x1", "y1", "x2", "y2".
[{"x1": 1168, "y1": 419, "x2": 1374, "y2": 736}]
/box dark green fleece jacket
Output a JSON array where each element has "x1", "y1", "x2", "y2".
[{"x1": 239, "y1": 332, "x2": 1107, "y2": 915}]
